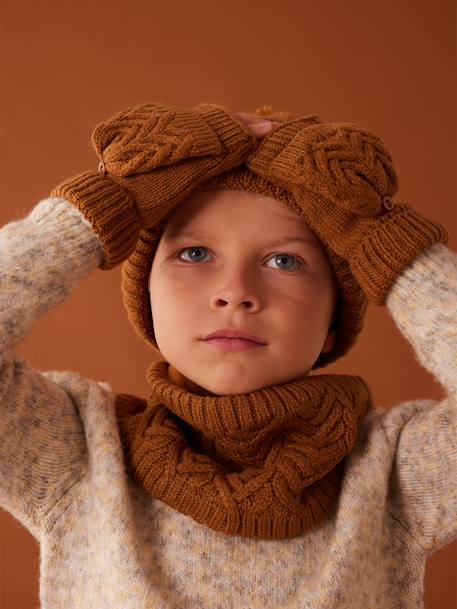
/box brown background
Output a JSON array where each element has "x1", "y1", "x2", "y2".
[{"x1": 0, "y1": 0, "x2": 456, "y2": 607}]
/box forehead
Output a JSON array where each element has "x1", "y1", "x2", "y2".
[{"x1": 161, "y1": 189, "x2": 317, "y2": 241}]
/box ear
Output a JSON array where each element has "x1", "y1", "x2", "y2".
[{"x1": 321, "y1": 329, "x2": 336, "y2": 354}]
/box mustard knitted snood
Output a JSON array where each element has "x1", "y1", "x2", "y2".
[{"x1": 115, "y1": 360, "x2": 372, "y2": 540}]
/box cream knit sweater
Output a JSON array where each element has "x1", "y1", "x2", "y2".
[{"x1": 0, "y1": 196, "x2": 456, "y2": 609}]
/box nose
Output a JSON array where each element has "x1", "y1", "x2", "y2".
[{"x1": 209, "y1": 266, "x2": 261, "y2": 312}]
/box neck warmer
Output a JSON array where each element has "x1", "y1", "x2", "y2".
[{"x1": 115, "y1": 360, "x2": 372, "y2": 540}]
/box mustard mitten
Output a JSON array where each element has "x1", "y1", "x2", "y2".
[
  {"x1": 246, "y1": 119, "x2": 449, "y2": 305},
  {"x1": 51, "y1": 102, "x2": 258, "y2": 270}
]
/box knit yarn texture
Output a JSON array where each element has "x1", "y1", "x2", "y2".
[{"x1": 115, "y1": 360, "x2": 373, "y2": 540}]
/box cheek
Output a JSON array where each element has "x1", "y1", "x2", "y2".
[
  {"x1": 271, "y1": 276, "x2": 321, "y2": 311},
  {"x1": 150, "y1": 273, "x2": 201, "y2": 324},
  {"x1": 277, "y1": 285, "x2": 332, "y2": 332}
]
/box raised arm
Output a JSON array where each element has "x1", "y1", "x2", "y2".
[
  {"x1": 0, "y1": 197, "x2": 104, "y2": 536},
  {"x1": 383, "y1": 241, "x2": 457, "y2": 555}
]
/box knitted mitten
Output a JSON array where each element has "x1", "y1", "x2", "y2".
[
  {"x1": 245, "y1": 119, "x2": 449, "y2": 305},
  {"x1": 51, "y1": 102, "x2": 258, "y2": 270}
]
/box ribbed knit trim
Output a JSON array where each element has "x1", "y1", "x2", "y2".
[
  {"x1": 350, "y1": 205, "x2": 449, "y2": 305},
  {"x1": 149, "y1": 361, "x2": 369, "y2": 436},
  {"x1": 246, "y1": 116, "x2": 322, "y2": 178},
  {"x1": 195, "y1": 103, "x2": 260, "y2": 150},
  {"x1": 50, "y1": 170, "x2": 141, "y2": 270}
]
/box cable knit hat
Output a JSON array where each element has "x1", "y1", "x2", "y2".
[{"x1": 120, "y1": 105, "x2": 370, "y2": 371}]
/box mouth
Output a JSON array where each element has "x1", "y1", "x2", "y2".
[{"x1": 201, "y1": 327, "x2": 267, "y2": 344}]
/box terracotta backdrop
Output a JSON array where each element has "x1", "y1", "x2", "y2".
[{"x1": 0, "y1": 0, "x2": 455, "y2": 607}]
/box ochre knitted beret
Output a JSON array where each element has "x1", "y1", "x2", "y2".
[{"x1": 120, "y1": 106, "x2": 369, "y2": 371}]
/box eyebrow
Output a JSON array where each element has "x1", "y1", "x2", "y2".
[{"x1": 164, "y1": 229, "x2": 320, "y2": 248}]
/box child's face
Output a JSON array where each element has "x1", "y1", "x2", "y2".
[{"x1": 149, "y1": 189, "x2": 338, "y2": 395}]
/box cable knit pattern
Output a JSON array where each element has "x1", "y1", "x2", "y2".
[
  {"x1": 0, "y1": 197, "x2": 456, "y2": 608},
  {"x1": 91, "y1": 102, "x2": 243, "y2": 176},
  {"x1": 248, "y1": 120, "x2": 400, "y2": 215}
]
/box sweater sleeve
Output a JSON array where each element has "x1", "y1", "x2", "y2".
[
  {"x1": 0, "y1": 196, "x2": 105, "y2": 536},
  {"x1": 384, "y1": 242, "x2": 457, "y2": 555}
]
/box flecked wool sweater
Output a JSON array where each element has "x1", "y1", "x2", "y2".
[{"x1": 0, "y1": 196, "x2": 456, "y2": 609}]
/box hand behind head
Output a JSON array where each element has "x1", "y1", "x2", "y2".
[{"x1": 233, "y1": 112, "x2": 282, "y2": 139}]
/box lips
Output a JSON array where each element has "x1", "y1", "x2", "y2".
[
  {"x1": 203, "y1": 336, "x2": 265, "y2": 352},
  {"x1": 201, "y1": 328, "x2": 267, "y2": 344}
]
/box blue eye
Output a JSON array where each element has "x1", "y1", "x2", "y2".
[
  {"x1": 178, "y1": 247, "x2": 212, "y2": 263},
  {"x1": 266, "y1": 254, "x2": 303, "y2": 271},
  {"x1": 177, "y1": 247, "x2": 303, "y2": 271}
]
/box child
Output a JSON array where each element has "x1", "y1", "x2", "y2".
[{"x1": 0, "y1": 102, "x2": 455, "y2": 608}]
